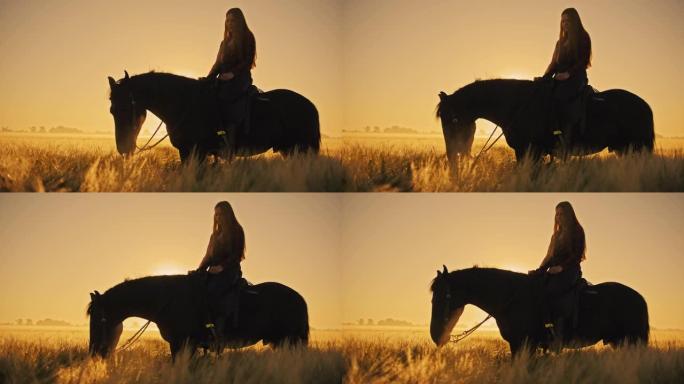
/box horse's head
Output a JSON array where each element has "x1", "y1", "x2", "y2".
[
  {"x1": 87, "y1": 291, "x2": 123, "y2": 358},
  {"x1": 437, "y1": 91, "x2": 476, "y2": 159},
  {"x1": 430, "y1": 265, "x2": 466, "y2": 347},
  {"x1": 108, "y1": 71, "x2": 146, "y2": 156}
]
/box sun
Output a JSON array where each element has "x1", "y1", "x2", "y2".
[{"x1": 151, "y1": 264, "x2": 186, "y2": 276}]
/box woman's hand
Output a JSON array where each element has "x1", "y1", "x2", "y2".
[
  {"x1": 218, "y1": 72, "x2": 235, "y2": 81},
  {"x1": 555, "y1": 72, "x2": 570, "y2": 81},
  {"x1": 548, "y1": 266, "x2": 563, "y2": 274},
  {"x1": 208, "y1": 265, "x2": 224, "y2": 274}
]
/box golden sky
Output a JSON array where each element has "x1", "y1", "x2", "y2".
[
  {"x1": 0, "y1": 194, "x2": 342, "y2": 328},
  {"x1": 340, "y1": 194, "x2": 684, "y2": 329},
  {"x1": 1, "y1": 1, "x2": 682, "y2": 137},
  {"x1": 0, "y1": 0, "x2": 342, "y2": 136},
  {"x1": 1, "y1": 194, "x2": 683, "y2": 330}
]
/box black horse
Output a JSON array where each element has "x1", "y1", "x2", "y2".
[
  {"x1": 430, "y1": 266, "x2": 649, "y2": 357},
  {"x1": 436, "y1": 79, "x2": 654, "y2": 162},
  {"x1": 87, "y1": 273, "x2": 309, "y2": 359},
  {"x1": 107, "y1": 71, "x2": 320, "y2": 162}
]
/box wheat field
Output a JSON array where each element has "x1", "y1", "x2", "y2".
[
  {"x1": 1, "y1": 327, "x2": 683, "y2": 384},
  {"x1": 1, "y1": 133, "x2": 683, "y2": 192}
]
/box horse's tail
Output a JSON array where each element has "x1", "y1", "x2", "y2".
[
  {"x1": 299, "y1": 305, "x2": 310, "y2": 346},
  {"x1": 642, "y1": 102, "x2": 655, "y2": 152},
  {"x1": 309, "y1": 104, "x2": 321, "y2": 153},
  {"x1": 628, "y1": 291, "x2": 650, "y2": 346},
  {"x1": 638, "y1": 299, "x2": 650, "y2": 344}
]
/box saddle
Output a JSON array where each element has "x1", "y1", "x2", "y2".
[
  {"x1": 535, "y1": 78, "x2": 605, "y2": 147},
  {"x1": 188, "y1": 270, "x2": 252, "y2": 344},
  {"x1": 223, "y1": 86, "x2": 261, "y2": 130}
]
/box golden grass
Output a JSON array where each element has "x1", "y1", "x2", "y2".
[
  {"x1": 1, "y1": 133, "x2": 683, "y2": 192},
  {"x1": 1, "y1": 327, "x2": 683, "y2": 383}
]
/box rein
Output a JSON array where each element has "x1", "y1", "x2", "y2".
[
  {"x1": 116, "y1": 320, "x2": 151, "y2": 351},
  {"x1": 135, "y1": 120, "x2": 169, "y2": 154},
  {"x1": 472, "y1": 125, "x2": 505, "y2": 165},
  {"x1": 444, "y1": 278, "x2": 519, "y2": 345},
  {"x1": 449, "y1": 314, "x2": 492, "y2": 344}
]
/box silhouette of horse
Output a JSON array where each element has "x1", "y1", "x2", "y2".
[
  {"x1": 430, "y1": 266, "x2": 649, "y2": 357},
  {"x1": 436, "y1": 79, "x2": 654, "y2": 162},
  {"x1": 87, "y1": 273, "x2": 309, "y2": 359},
  {"x1": 108, "y1": 71, "x2": 320, "y2": 162}
]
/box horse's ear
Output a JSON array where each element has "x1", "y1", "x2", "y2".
[
  {"x1": 108, "y1": 77, "x2": 116, "y2": 88},
  {"x1": 439, "y1": 91, "x2": 447, "y2": 101},
  {"x1": 442, "y1": 265, "x2": 449, "y2": 274},
  {"x1": 90, "y1": 292, "x2": 95, "y2": 301},
  {"x1": 436, "y1": 269, "x2": 441, "y2": 276},
  {"x1": 124, "y1": 71, "x2": 130, "y2": 80},
  {"x1": 94, "y1": 290, "x2": 101, "y2": 297}
]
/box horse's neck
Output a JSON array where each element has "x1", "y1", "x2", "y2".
[
  {"x1": 131, "y1": 75, "x2": 185, "y2": 126},
  {"x1": 456, "y1": 269, "x2": 518, "y2": 316},
  {"x1": 467, "y1": 81, "x2": 526, "y2": 128},
  {"x1": 107, "y1": 278, "x2": 169, "y2": 323}
]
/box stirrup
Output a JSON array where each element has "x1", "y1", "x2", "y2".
[
  {"x1": 552, "y1": 130, "x2": 563, "y2": 136},
  {"x1": 205, "y1": 323, "x2": 218, "y2": 339},
  {"x1": 544, "y1": 323, "x2": 555, "y2": 329}
]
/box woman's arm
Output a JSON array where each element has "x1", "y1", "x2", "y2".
[
  {"x1": 543, "y1": 41, "x2": 559, "y2": 78},
  {"x1": 196, "y1": 236, "x2": 215, "y2": 271},
  {"x1": 538, "y1": 235, "x2": 556, "y2": 270},
  {"x1": 206, "y1": 42, "x2": 224, "y2": 79}
]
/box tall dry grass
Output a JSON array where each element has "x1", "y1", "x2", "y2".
[
  {"x1": 1, "y1": 134, "x2": 683, "y2": 192},
  {"x1": 1, "y1": 328, "x2": 683, "y2": 384}
]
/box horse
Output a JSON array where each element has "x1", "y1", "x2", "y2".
[
  {"x1": 107, "y1": 71, "x2": 320, "y2": 162},
  {"x1": 87, "y1": 273, "x2": 309, "y2": 360},
  {"x1": 430, "y1": 266, "x2": 649, "y2": 357},
  {"x1": 436, "y1": 79, "x2": 654, "y2": 162}
]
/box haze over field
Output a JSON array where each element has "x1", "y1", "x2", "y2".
[
  {"x1": 0, "y1": 0, "x2": 682, "y2": 137},
  {"x1": 1, "y1": 194, "x2": 682, "y2": 330}
]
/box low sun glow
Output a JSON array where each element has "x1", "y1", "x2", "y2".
[{"x1": 151, "y1": 264, "x2": 186, "y2": 276}]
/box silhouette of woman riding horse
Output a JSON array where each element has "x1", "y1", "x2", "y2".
[
  {"x1": 437, "y1": 8, "x2": 654, "y2": 162},
  {"x1": 430, "y1": 201, "x2": 649, "y2": 356},
  {"x1": 108, "y1": 8, "x2": 320, "y2": 163},
  {"x1": 87, "y1": 201, "x2": 309, "y2": 360}
]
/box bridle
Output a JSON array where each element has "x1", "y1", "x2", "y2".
[
  {"x1": 436, "y1": 275, "x2": 517, "y2": 344},
  {"x1": 442, "y1": 80, "x2": 545, "y2": 165},
  {"x1": 126, "y1": 94, "x2": 168, "y2": 154}
]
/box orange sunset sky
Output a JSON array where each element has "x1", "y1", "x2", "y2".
[
  {"x1": 1, "y1": 194, "x2": 682, "y2": 330},
  {"x1": 0, "y1": 0, "x2": 682, "y2": 137}
]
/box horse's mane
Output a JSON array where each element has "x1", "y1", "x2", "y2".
[
  {"x1": 430, "y1": 266, "x2": 528, "y2": 292},
  {"x1": 436, "y1": 78, "x2": 534, "y2": 119},
  {"x1": 86, "y1": 274, "x2": 188, "y2": 316}
]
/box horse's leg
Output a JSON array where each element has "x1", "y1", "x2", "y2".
[
  {"x1": 169, "y1": 339, "x2": 183, "y2": 362},
  {"x1": 510, "y1": 337, "x2": 536, "y2": 359}
]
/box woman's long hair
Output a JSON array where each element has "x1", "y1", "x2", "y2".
[
  {"x1": 210, "y1": 201, "x2": 246, "y2": 262},
  {"x1": 220, "y1": 8, "x2": 256, "y2": 70},
  {"x1": 558, "y1": 8, "x2": 592, "y2": 68},
  {"x1": 551, "y1": 201, "x2": 586, "y2": 263}
]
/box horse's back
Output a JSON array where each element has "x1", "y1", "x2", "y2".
[
  {"x1": 579, "y1": 281, "x2": 649, "y2": 344},
  {"x1": 251, "y1": 281, "x2": 308, "y2": 306},
  {"x1": 252, "y1": 89, "x2": 320, "y2": 153}
]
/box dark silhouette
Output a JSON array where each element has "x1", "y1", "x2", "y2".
[
  {"x1": 430, "y1": 266, "x2": 649, "y2": 357},
  {"x1": 107, "y1": 71, "x2": 320, "y2": 162},
  {"x1": 530, "y1": 201, "x2": 586, "y2": 351},
  {"x1": 436, "y1": 79, "x2": 654, "y2": 162},
  {"x1": 196, "y1": 201, "x2": 246, "y2": 346},
  {"x1": 204, "y1": 8, "x2": 257, "y2": 154},
  {"x1": 87, "y1": 273, "x2": 309, "y2": 360},
  {"x1": 543, "y1": 8, "x2": 593, "y2": 144}
]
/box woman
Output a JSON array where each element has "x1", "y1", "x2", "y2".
[
  {"x1": 205, "y1": 8, "x2": 257, "y2": 151},
  {"x1": 543, "y1": 8, "x2": 592, "y2": 142},
  {"x1": 197, "y1": 201, "x2": 246, "y2": 343},
  {"x1": 533, "y1": 201, "x2": 586, "y2": 349}
]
